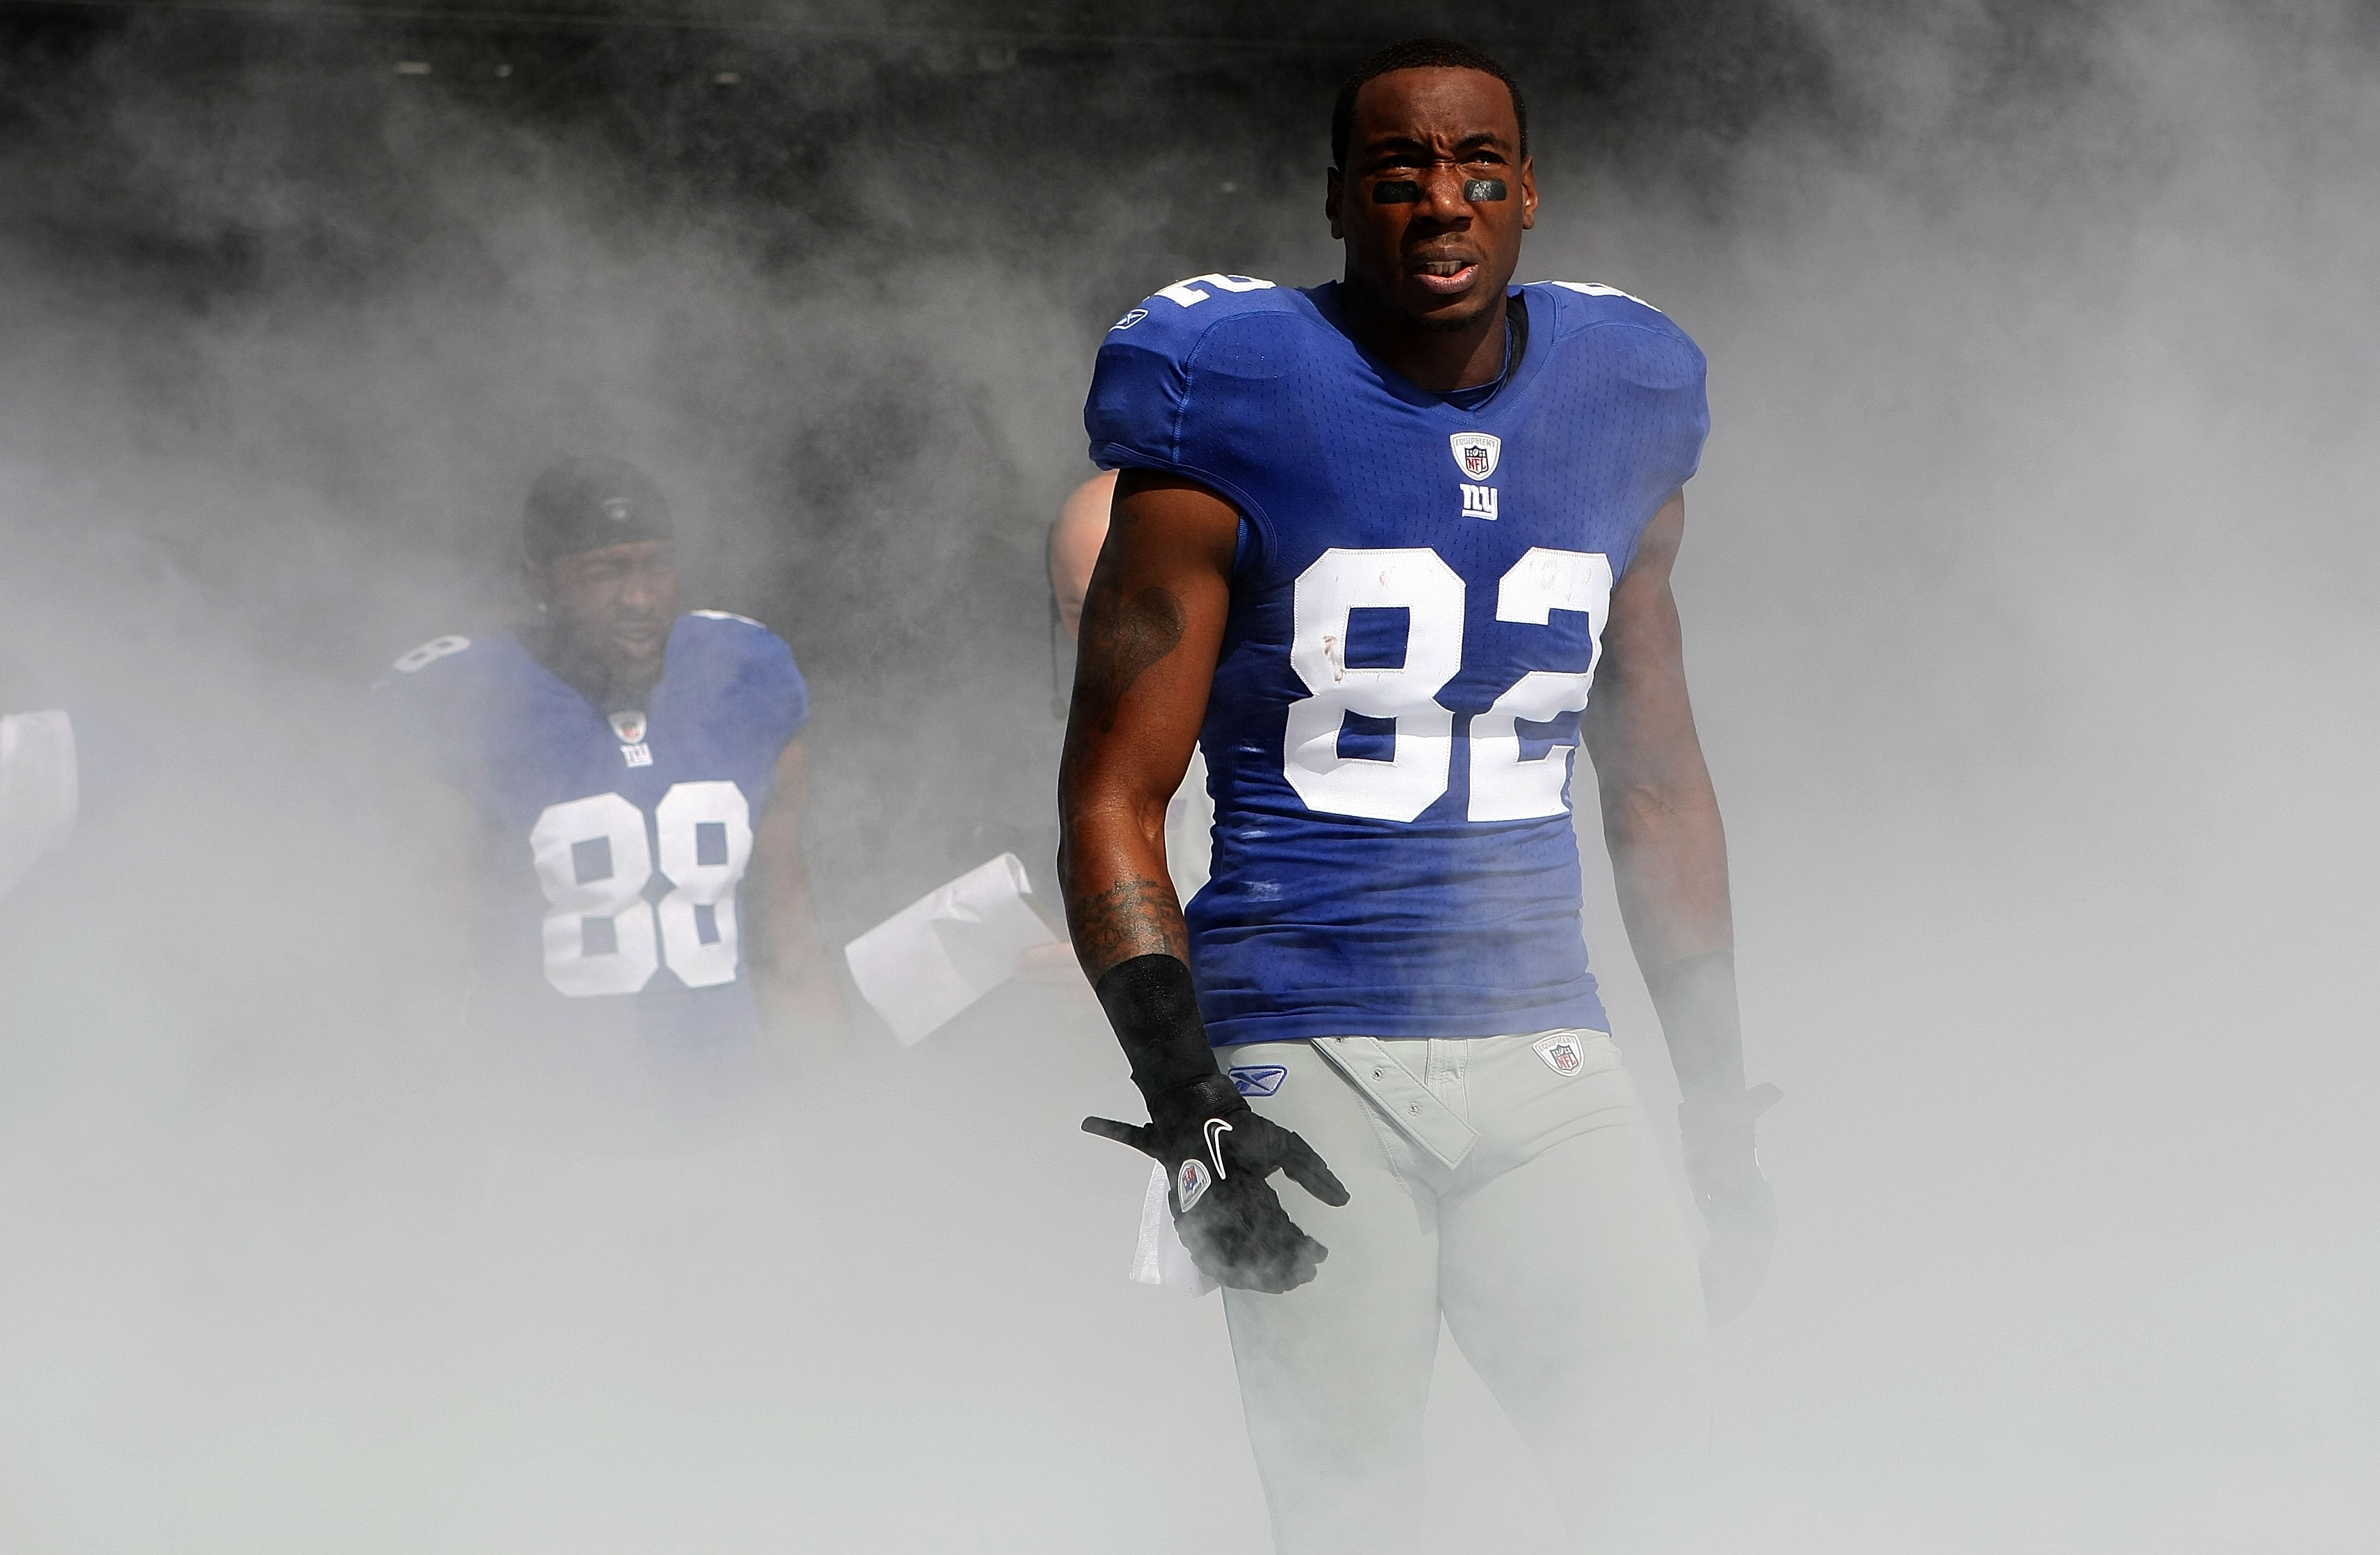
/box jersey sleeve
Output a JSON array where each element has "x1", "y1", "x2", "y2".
[
  {"x1": 694, "y1": 611, "x2": 810, "y2": 752},
  {"x1": 368, "y1": 636, "x2": 479, "y2": 792},
  {"x1": 1539, "y1": 281, "x2": 1711, "y2": 499},
  {"x1": 1084, "y1": 276, "x2": 1290, "y2": 515}
]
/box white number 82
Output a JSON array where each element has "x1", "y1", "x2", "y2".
[{"x1": 1284, "y1": 546, "x2": 1613, "y2": 823}]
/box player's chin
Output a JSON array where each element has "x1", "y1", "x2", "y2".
[
  {"x1": 609, "y1": 632, "x2": 668, "y2": 670},
  {"x1": 1402, "y1": 283, "x2": 1499, "y2": 334}
]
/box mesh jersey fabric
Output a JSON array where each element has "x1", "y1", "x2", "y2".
[
  {"x1": 1086, "y1": 277, "x2": 1708, "y2": 1045},
  {"x1": 372, "y1": 610, "x2": 809, "y2": 1053}
]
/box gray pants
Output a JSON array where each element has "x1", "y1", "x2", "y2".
[{"x1": 1221, "y1": 1031, "x2": 1709, "y2": 1554}]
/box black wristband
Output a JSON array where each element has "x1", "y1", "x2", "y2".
[
  {"x1": 1093, "y1": 953, "x2": 1224, "y2": 1100},
  {"x1": 1644, "y1": 950, "x2": 1747, "y2": 1103}
]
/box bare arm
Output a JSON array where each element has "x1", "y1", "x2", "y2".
[
  {"x1": 1057, "y1": 470, "x2": 1238, "y2": 978},
  {"x1": 746, "y1": 736, "x2": 848, "y2": 1064},
  {"x1": 1580, "y1": 493, "x2": 1742, "y2": 1098}
]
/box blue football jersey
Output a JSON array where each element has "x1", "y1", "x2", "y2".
[
  {"x1": 374, "y1": 611, "x2": 809, "y2": 1056},
  {"x1": 1086, "y1": 276, "x2": 1710, "y2": 1045}
]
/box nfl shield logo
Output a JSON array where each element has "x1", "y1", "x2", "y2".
[
  {"x1": 1176, "y1": 1157, "x2": 1213, "y2": 1214},
  {"x1": 1450, "y1": 431, "x2": 1501, "y2": 480},
  {"x1": 608, "y1": 709, "x2": 647, "y2": 745},
  {"x1": 1532, "y1": 1032, "x2": 1585, "y2": 1076}
]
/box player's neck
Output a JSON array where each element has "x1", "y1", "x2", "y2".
[
  {"x1": 1336, "y1": 279, "x2": 1510, "y2": 395},
  {"x1": 526, "y1": 622, "x2": 663, "y2": 712}
]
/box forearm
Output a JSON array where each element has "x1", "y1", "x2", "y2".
[
  {"x1": 1602, "y1": 777, "x2": 1742, "y2": 1099},
  {"x1": 752, "y1": 882, "x2": 841, "y2": 1003},
  {"x1": 1057, "y1": 788, "x2": 1187, "y2": 978},
  {"x1": 746, "y1": 848, "x2": 848, "y2": 1054}
]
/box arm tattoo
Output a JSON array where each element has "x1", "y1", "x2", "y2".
[
  {"x1": 1065, "y1": 873, "x2": 1189, "y2": 972},
  {"x1": 1073, "y1": 563, "x2": 1186, "y2": 734}
]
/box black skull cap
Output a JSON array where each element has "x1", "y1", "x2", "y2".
[{"x1": 524, "y1": 455, "x2": 674, "y2": 564}]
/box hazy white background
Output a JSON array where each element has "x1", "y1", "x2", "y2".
[{"x1": 1, "y1": 2, "x2": 2374, "y2": 1549}]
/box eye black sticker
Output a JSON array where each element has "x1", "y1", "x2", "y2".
[
  {"x1": 1464, "y1": 179, "x2": 1508, "y2": 202},
  {"x1": 1371, "y1": 180, "x2": 1422, "y2": 204}
]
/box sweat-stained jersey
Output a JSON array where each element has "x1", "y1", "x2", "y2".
[
  {"x1": 1086, "y1": 276, "x2": 1709, "y2": 1046},
  {"x1": 372, "y1": 611, "x2": 808, "y2": 1060}
]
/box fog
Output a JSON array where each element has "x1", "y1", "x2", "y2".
[{"x1": 0, "y1": 1, "x2": 2374, "y2": 1549}]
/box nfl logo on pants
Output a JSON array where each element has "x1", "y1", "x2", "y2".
[{"x1": 1532, "y1": 1032, "x2": 1585, "y2": 1076}]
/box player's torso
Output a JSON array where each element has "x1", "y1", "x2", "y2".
[
  {"x1": 1088, "y1": 278, "x2": 1709, "y2": 1044},
  {"x1": 388, "y1": 611, "x2": 803, "y2": 1055}
]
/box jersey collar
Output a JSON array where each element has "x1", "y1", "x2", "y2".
[{"x1": 1302, "y1": 281, "x2": 1547, "y2": 416}]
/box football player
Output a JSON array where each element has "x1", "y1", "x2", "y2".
[
  {"x1": 1060, "y1": 39, "x2": 1779, "y2": 1550},
  {"x1": 377, "y1": 456, "x2": 844, "y2": 1128}
]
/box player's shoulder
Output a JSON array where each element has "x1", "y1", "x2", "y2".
[
  {"x1": 672, "y1": 609, "x2": 804, "y2": 689},
  {"x1": 1100, "y1": 272, "x2": 1312, "y2": 362},
  {"x1": 676, "y1": 609, "x2": 792, "y2": 662},
  {"x1": 670, "y1": 611, "x2": 809, "y2": 737},
  {"x1": 1526, "y1": 280, "x2": 1705, "y2": 384}
]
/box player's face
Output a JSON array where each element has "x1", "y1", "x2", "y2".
[
  {"x1": 534, "y1": 539, "x2": 678, "y2": 682},
  {"x1": 1326, "y1": 67, "x2": 1537, "y2": 332}
]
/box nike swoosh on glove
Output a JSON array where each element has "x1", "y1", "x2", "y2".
[
  {"x1": 1678, "y1": 1081, "x2": 1783, "y2": 1326},
  {"x1": 1086, "y1": 1073, "x2": 1349, "y2": 1294}
]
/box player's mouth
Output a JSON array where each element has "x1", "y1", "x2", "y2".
[{"x1": 1411, "y1": 256, "x2": 1479, "y2": 295}]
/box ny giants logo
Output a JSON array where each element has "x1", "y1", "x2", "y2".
[
  {"x1": 1452, "y1": 433, "x2": 1501, "y2": 520},
  {"x1": 609, "y1": 709, "x2": 652, "y2": 767}
]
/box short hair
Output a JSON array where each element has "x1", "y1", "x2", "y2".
[{"x1": 1330, "y1": 38, "x2": 1529, "y2": 171}]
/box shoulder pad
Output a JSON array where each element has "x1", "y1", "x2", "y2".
[
  {"x1": 1544, "y1": 280, "x2": 1666, "y2": 314},
  {"x1": 1106, "y1": 273, "x2": 1292, "y2": 347},
  {"x1": 678, "y1": 611, "x2": 795, "y2": 672}
]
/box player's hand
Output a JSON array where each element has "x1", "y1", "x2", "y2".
[
  {"x1": 1678, "y1": 1082, "x2": 1783, "y2": 1326},
  {"x1": 1084, "y1": 1073, "x2": 1349, "y2": 1294}
]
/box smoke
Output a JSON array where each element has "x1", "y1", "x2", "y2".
[{"x1": 0, "y1": 1, "x2": 2373, "y2": 1549}]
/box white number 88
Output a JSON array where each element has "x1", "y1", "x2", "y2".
[{"x1": 527, "y1": 781, "x2": 754, "y2": 997}]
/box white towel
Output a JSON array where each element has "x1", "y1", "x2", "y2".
[
  {"x1": 1130, "y1": 1160, "x2": 1219, "y2": 1297},
  {"x1": 841, "y1": 853, "x2": 1059, "y2": 1046}
]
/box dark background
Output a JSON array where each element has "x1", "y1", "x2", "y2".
[{"x1": 0, "y1": 0, "x2": 1862, "y2": 930}]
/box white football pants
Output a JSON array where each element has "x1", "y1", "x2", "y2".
[{"x1": 1219, "y1": 1030, "x2": 1710, "y2": 1554}]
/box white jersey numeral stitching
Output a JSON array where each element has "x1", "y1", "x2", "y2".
[
  {"x1": 652, "y1": 780, "x2": 754, "y2": 989},
  {"x1": 1282, "y1": 546, "x2": 1611, "y2": 823},
  {"x1": 1469, "y1": 548, "x2": 1612, "y2": 821},
  {"x1": 1549, "y1": 280, "x2": 1662, "y2": 313},
  {"x1": 527, "y1": 782, "x2": 754, "y2": 996},
  {"x1": 390, "y1": 635, "x2": 470, "y2": 673},
  {"x1": 1284, "y1": 548, "x2": 1466, "y2": 823},
  {"x1": 1155, "y1": 272, "x2": 1277, "y2": 308},
  {"x1": 529, "y1": 793, "x2": 661, "y2": 996}
]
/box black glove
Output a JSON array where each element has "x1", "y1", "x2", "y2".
[
  {"x1": 1677, "y1": 1081, "x2": 1783, "y2": 1326},
  {"x1": 1081, "y1": 955, "x2": 1349, "y2": 1294}
]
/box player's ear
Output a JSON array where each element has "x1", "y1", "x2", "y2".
[
  {"x1": 521, "y1": 556, "x2": 551, "y2": 609},
  {"x1": 1520, "y1": 157, "x2": 1537, "y2": 231},
  {"x1": 1325, "y1": 165, "x2": 1344, "y2": 239}
]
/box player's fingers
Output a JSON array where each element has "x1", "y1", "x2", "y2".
[
  {"x1": 1257, "y1": 1235, "x2": 1330, "y2": 1294},
  {"x1": 1080, "y1": 1116, "x2": 1158, "y2": 1158},
  {"x1": 1277, "y1": 1130, "x2": 1350, "y2": 1206}
]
